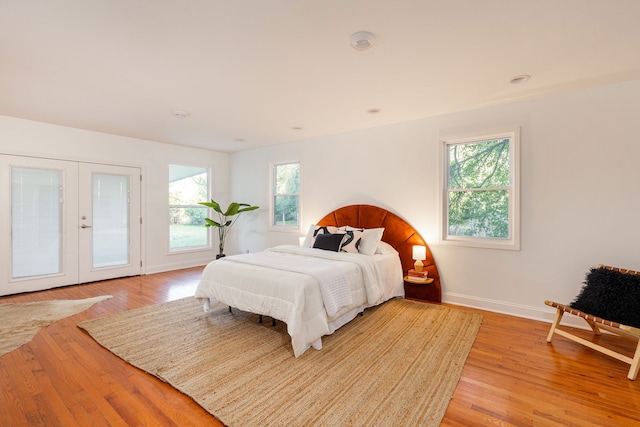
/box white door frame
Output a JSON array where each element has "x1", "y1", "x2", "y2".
[{"x1": 0, "y1": 154, "x2": 142, "y2": 295}]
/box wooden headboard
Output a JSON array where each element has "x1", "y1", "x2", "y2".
[{"x1": 317, "y1": 204, "x2": 441, "y2": 303}]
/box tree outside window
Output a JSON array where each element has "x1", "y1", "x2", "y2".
[
  {"x1": 443, "y1": 130, "x2": 520, "y2": 249},
  {"x1": 169, "y1": 164, "x2": 209, "y2": 250},
  {"x1": 272, "y1": 162, "x2": 300, "y2": 228}
]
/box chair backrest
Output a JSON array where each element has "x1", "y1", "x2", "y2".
[{"x1": 599, "y1": 264, "x2": 640, "y2": 276}]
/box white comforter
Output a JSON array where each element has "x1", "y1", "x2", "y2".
[{"x1": 195, "y1": 245, "x2": 403, "y2": 357}]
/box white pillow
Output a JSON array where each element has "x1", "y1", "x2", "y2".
[
  {"x1": 346, "y1": 226, "x2": 384, "y2": 256},
  {"x1": 375, "y1": 241, "x2": 398, "y2": 255},
  {"x1": 301, "y1": 224, "x2": 317, "y2": 247}
]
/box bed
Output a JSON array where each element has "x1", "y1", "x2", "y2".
[{"x1": 195, "y1": 204, "x2": 441, "y2": 357}]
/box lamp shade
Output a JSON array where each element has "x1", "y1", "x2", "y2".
[{"x1": 412, "y1": 245, "x2": 426, "y2": 261}]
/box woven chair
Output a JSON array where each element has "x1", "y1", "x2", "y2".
[{"x1": 545, "y1": 265, "x2": 640, "y2": 380}]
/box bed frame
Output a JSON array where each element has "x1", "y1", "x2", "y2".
[
  {"x1": 317, "y1": 204, "x2": 441, "y2": 303},
  {"x1": 199, "y1": 204, "x2": 441, "y2": 357}
]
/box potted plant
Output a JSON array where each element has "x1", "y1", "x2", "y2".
[{"x1": 199, "y1": 199, "x2": 259, "y2": 258}]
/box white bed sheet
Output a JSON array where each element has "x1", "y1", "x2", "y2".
[{"x1": 195, "y1": 245, "x2": 404, "y2": 357}]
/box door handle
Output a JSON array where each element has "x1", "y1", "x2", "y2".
[{"x1": 80, "y1": 224, "x2": 92, "y2": 229}]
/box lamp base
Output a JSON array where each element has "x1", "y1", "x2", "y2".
[{"x1": 414, "y1": 259, "x2": 423, "y2": 273}]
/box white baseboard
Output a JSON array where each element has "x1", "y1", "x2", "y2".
[
  {"x1": 443, "y1": 292, "x2": 588, "y2": 329},
  {"x1": 145, "y1": 260, "x2": 208, "y2": 275}
]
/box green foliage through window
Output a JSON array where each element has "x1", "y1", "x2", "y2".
[
  {"x1": 169, "y1": 164, "x2": 209, "y2": 249},
  {"x1": 447, "y1": 138, "x2": 511, "y2": 239},
  {"x1": 273, "y1": 162, "x2": 300, "y2": 227}
]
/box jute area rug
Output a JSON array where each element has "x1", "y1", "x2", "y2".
[
  {"x1": 79, "y1": 297, "x2": 482, "y2": 427},
  {"x1": 0, "y1": 295, "x2": 112, "y2": 356}
]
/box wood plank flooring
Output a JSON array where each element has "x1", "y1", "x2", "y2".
[{"x1": 1, "y1": 268, "x2": 639, "y2": 426}]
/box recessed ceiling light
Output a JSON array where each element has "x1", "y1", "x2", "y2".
[
  {"x1": 234, "y1": 138, "x2": 246, "y2": 142},
  {"x1": 350, "y1": 31, "x2": 376, "y2": 50},
  {"x1": 367, "y1": 108, "x2": 381, "y2": 114},
  {"x1": 510, "y1": 75, "x2": 531, "y2": 84},
  {"x1": 172, "y1": 110, "x2": 190, "y2": 118},
  {"x1": 291, "y1": 126, "x2": 303, "y2": 130}
]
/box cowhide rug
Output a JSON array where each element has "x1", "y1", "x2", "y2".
[{"x1": 0, "y1": 295, "x2": 112, "y2": 356}]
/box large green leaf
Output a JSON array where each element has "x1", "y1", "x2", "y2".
[
  {"x1": 204, "y1": 218, "x2": 221, "y2": 227},
  {"x1": 198, "y1": 200, "x2": 223, "y2": 214},
  {"x1": 237, "y1": 205, "x2": 259, "y2": 213},
  {"x1": 223, "y1": 202, "x2": 241, "y2": 216}
]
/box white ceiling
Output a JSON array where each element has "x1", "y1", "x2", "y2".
[{"x1": 1, "y1": 1, "x2": 639, "y2": 152}]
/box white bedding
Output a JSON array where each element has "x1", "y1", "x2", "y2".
[{"x1": 195, "y1": 245, "x2": 404, "y2": 357}]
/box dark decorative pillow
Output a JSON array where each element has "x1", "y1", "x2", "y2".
[
  {"x1": 570, "y1": 267, "x2": 640, "y2": 328},
  {"x1": 302, "y1": 225, "x2": 340, "y2": 247},
  {"x1": 312, "y1": 233, "x2": 344, "y2": 252}
]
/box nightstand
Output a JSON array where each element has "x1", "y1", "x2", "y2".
[{"x1": 404, "y1": 275, "x2": 438, "y2": 303}]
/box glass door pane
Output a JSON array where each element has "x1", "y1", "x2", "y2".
[
  {"x1": 78, "y1": 162, "x2": 140, "y2": 284},
  {"x1": 92, "y1": 173, "x2": 129, "y2": 268},
  {"x1": 11, "y1": 167, "x2": 62, "y2": 278}
]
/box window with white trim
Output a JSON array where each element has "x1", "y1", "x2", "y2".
[
  {"x1": 169, "y1": 164, "x2": 210, "y2": 251},
  {"x1": 271, "y1": 161, "x2": 300, "y2": 229},
  {"x1": 442, "y1": 129, "x2": 520, "y2": 250}
]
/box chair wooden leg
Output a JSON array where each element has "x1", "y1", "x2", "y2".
[
  {"x1": 547, "y1": 308, "x2": 564, "y2": 343},
  {"x1": 628, "y1": 339, "x2": 640, "y2": 380},
  {"x1": 585, "y1": 319, "x2": 602, "y2": 335}
]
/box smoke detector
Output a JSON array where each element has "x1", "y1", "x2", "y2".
[{"x1": 350, "y1": 31, "x2": 376, "y2": 50}]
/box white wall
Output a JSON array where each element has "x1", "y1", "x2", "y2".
[
  {"x1": 0, "y1": 115, "x2": 229, "y2": 274},
  {"x1": 229, "y1": 79, "x2": 640, "y2": 323}
]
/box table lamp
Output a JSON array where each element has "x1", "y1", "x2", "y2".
[{"x1": 412, "y1": 245, "x2": 427, "y2": 272}]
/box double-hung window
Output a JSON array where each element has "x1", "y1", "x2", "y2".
[
  {"x1": 271, "y1": 161, "x2": 300, "y2": 229},
  {"x1": 169, "y1": 164, "x2": 210, "y2": 251},
  {"x1": 442, "y1": 128, "x2": 520, "y2": 250}
]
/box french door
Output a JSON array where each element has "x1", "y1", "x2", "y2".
[
  {"x1": 0, "y1": 155, "x2": 141, "y2": 295},
  {"x1": 77, "y1": 162, "x2": 141, "y2": 283}
]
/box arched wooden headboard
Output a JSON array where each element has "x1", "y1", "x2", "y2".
[{"x1": 317, "y1": 204, "x2": 441, "y2": 303}]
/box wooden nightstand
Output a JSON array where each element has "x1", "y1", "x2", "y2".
[{"x1": 404, "y1": 275, "x2": 438, "y2": 303}]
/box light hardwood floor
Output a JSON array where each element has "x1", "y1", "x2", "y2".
[{"x1": 1, "y1": 268, "x2": 639, "y2": 426}]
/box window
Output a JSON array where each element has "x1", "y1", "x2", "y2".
[
  {"x1": 271, "y1": 162, "x2": 300, "y2": 229},
  {"x1": 169, "y1": 164, "x2": 209, "y2": 251},
  {"x1": 442, "y1": 129, "x2": 520, "y2": 250}
]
